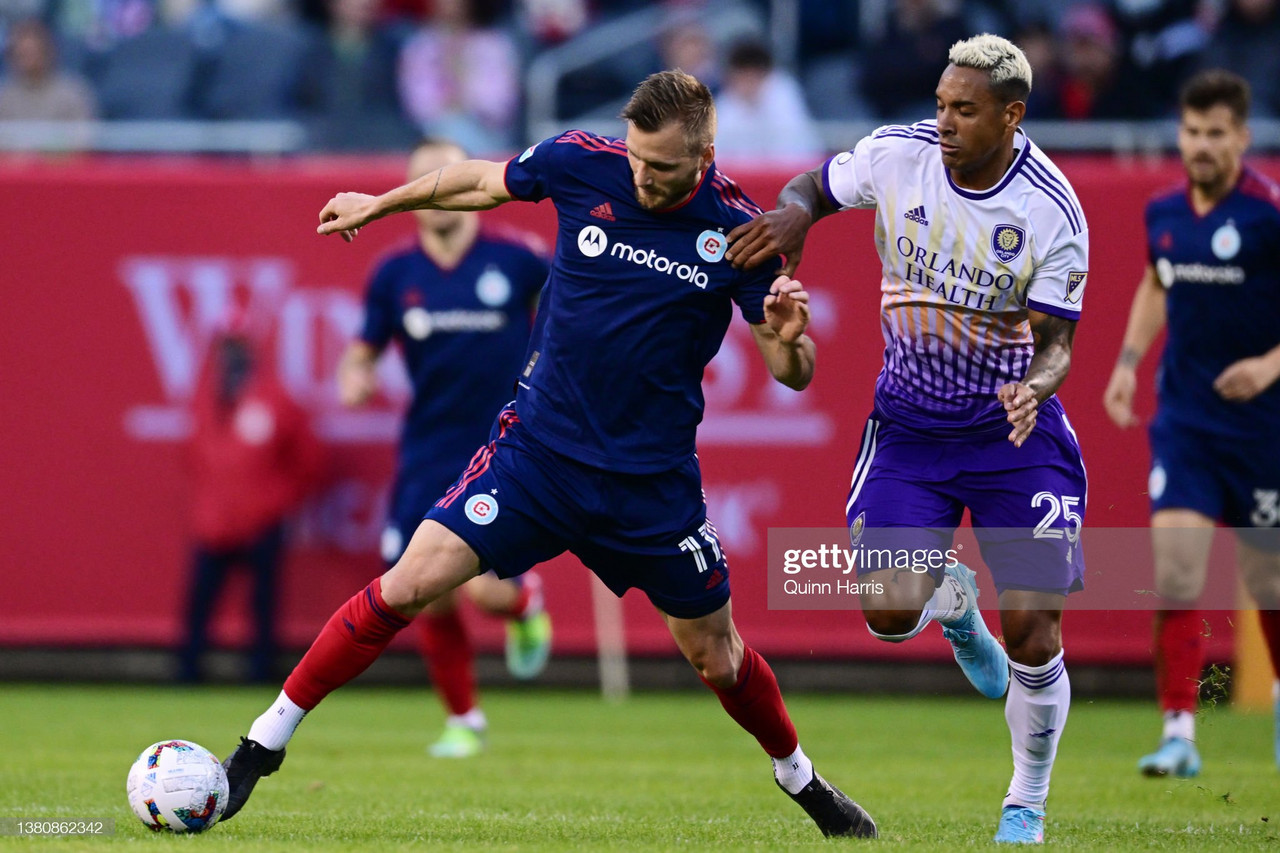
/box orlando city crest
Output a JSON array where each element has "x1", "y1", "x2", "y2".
[{"x1": 991, "y1": 224, "x2": 1026, "y2": 263}]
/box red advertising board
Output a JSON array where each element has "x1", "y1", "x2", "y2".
[{"x1": 3, "y1": 154, "x2": 1270, "y2": 666}]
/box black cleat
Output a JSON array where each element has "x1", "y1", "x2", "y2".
[
  {"x1": 781, "y1": 771, "x2": 878, "y2": 838},
  {"x1": 220, "y1": 737, "x2": 285, "y2": 821}
]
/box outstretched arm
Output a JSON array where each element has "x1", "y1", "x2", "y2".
[
  {"x1": 1102, "y1": 264, "x2": 1166, "y2": 427},
  {"x1": 998, "y1": 310, "x2": 1077, "y2": 448},
  {"x1": 750, "y1": 275, "x2": 816, "y2": 391},
  {"x1": 726, "y1": 167, "x2": 836, "y2": 276},
  {"x1": 318, "y1": 159, "x2": 513, "y2": 242}
]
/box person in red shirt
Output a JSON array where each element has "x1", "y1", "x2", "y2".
[{"x1": 179, "y1": 326, "x2": 324, "y2": 683}]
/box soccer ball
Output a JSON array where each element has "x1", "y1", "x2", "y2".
[{"x1": 126, "y1": 740, "x2": 229, "y2": 833}]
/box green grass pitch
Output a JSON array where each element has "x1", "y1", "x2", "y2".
[{"x1": 1, "y1": 683, "x2": 1277, "y2": 850}]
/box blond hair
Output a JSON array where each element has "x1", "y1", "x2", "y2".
[{"x1": 948, "y1": 34, "x2": 1032, "y2": 103}]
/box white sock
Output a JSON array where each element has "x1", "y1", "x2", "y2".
[
  {"x1": 772, "y1": 744, "x2": 815, "y2": 795},
  {"x1": 1003, "y1": 650, "x2": 1069, "y2": 810},
  {"x1": 929, "y1": 570, "x2": 967, "y2": 626},
  {"x1": 866, "y1": 574, "x2": 963, "y2": 642},
  {"x1": 448, "y1": 709, "x2": 487, "y2": 732},
  {"x1": 247, "y1": 690, "x2": 307, "y2": 751},
  {"x1": 1162, "y1": 710, "x2": 1195, "y2": 742}
]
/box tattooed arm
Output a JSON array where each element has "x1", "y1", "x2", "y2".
[
  {"x1": 998, "y1": 310, "x2": 1077, "y2": 447},
  {"x1": 318, "y1": 160, "x2": 512, "y2": 241}
]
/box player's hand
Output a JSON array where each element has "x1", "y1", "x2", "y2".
[
  {"x1": 337, "y1": 354, "x2": 378, "y2": 407},
  {"x1": 1102, "y1": 365, "x2": 1139, "y2": 428},
  {"x1": 763, "y1": 275, "x2": 810, "y2": 344},
  {"x1": 318, "y1": 192, "x2": 376, "y2": 242},
  {"x1": 725, "y1": 205, "x2": 812, "y2": 276},
  {"x1": 998, "y1": 382, "x2": 1039, "y2": 448},
  {"x1": 1213, "y1": 355, "x2": 1280, "y2": 402}
]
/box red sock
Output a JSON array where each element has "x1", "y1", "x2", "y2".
[
  {"x1": 700, "y1": 646, "x2": 798, "y2": 758},
  {"x1": 417, "y1": 610, "x2": 476, "y2": 716},
  {"x1": 1258, "y1": 610, "x2": 1280, "y2": 680},
  {"x1": 1154, "y1": 609, "x2": 1203, "y2": 714},
  {"x1": 284, "y1": 577, "x2": 411, "y2": 711}
]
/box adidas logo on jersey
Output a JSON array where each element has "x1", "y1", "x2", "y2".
[
  {"x1": 904, "y1": 205, "x2": 928, "y2": 225},
  {"x1": 590, "y1": 202, "x2": 616, "y2": 221}
]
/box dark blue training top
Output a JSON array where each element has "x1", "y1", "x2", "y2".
[
  {"x1": 1145, "y1": 167, "x2": 1280, "y2": 439},
  {"x1": 503, "y1": 130, "x2": 776, "y2": 473},
  {"x1": 360, "y1": 229, "x2": 548, "y2": 482}
]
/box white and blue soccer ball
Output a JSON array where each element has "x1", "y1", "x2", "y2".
[{"x1": 126, "y1": 740, "x2": 229, "y2": 833}]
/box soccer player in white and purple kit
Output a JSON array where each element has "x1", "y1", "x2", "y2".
[
  {"x1": 729, "y1": 35, "x2": 1087, "y2": 843},
  {"x1": 1104, "y1": 70, "x2": 1280, "y2": 778},
  {"x1": 217, "y1": 71, "x2": 876, "y2": 838},
  {"x1": 338, "y1": 139, "x2": 552, "y2": 759}
]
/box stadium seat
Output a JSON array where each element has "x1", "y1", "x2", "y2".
[{"x1": 94, "y1": 27, "x2": 202, "y2": 119}]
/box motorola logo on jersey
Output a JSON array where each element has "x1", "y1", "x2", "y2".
[
  {"x1": 1154, "y1": 257, "x2": 1245, "y2": 288},
  {"x1": 577, "y1": 225, "x2": 608, "y2": 257},
  {"x1": 577, "y1": 225, "x2": 711, "y2": 289}
]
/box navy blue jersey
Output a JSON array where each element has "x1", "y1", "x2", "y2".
[
  {"x1": 503, "y1": 131, "x2": 776, "y2": 473},
  {"x1": 1146, "y1": 167, "x2": 1280, "y2": 438},
  {"x1": 360, "y1": 229, "x2": 548, "y2": 480}
]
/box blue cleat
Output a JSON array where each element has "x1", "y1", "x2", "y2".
[
  {"x1": 939, "y1": 563, "x2": 1009, "y2": 699},
  {"x1": 1137, "y1": 736, "x2": 1201, "y2": 778},
  {"x1": 994, "y1": 805, "x2": 1045, "y2": 844}
]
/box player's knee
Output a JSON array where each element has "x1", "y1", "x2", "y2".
[
  {"x1": 864, "y1": 609, "x2": 924, "y2": 641},
  {"x1": 684, "y1": 645, "x2": 738, "y2": 688},
  {"x1": 1154, "y1": 570, "x2": 1202, "y2": 603},
  {"x1": 1004, "y1": 633, "x2": 1060, "y2": 668},
  {"x1": 382, "y1": 527, "x2": 480, "y2": 613}
]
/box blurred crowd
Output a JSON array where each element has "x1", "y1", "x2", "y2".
[{"x1": 0, "y1": 0, "x2": 1277, "y2": 154}]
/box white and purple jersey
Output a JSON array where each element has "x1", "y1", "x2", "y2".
[
  {"x1": 503, "y1": 131, "x2": 776, "y2": 473},
  {"x1": 823, "y1": 121, "x2": 1089, "y2": 434}
]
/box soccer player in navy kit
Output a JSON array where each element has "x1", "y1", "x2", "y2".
[
  {"x1": 339, "y1": 139, "x2": 552, "y2": 759},
  {"x1": 220, "y1": 71, "x2": 876, "y2": 838},
  {"x1": 1103, "y1": 70, "x2": 1280, "y2": 778}
]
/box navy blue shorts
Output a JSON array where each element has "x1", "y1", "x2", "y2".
[
  {"x1": 423, "y1": 404, "x2": 731, "y2": 619},
  {"x1": 381, "y1": 465, "x2": 458, "y2": 566},
  {"x1": 1149, "y1": 417, "x2": 1280, "y2": 552},
  {"x1": 844, "y1": 398, "x2": 1088, "y2": 594}
]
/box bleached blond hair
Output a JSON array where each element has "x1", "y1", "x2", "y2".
[{"x1": 947, "y1": 34, "x2": 1033, "y2": 103}]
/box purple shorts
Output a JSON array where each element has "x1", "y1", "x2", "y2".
[{"x1": 844, "y1": 397, "x2": 1087, "y2": 595}]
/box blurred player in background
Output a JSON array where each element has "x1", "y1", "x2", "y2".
[
  {"x1": 180, "y1": 321, "x2": 324, "y2": 683},
  {"x1": 339, "y1": 138, "x2": 552, "y2": 759},
  {"x1": 219, "y1": 70, "x2": 876, "y2": 838},
  {"x1": 1103, "y1": 69, "x2": 1280, "y2": 778},
  {"x1": 729, "y1": 34, "x2": 1088, "y2": 844}
]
